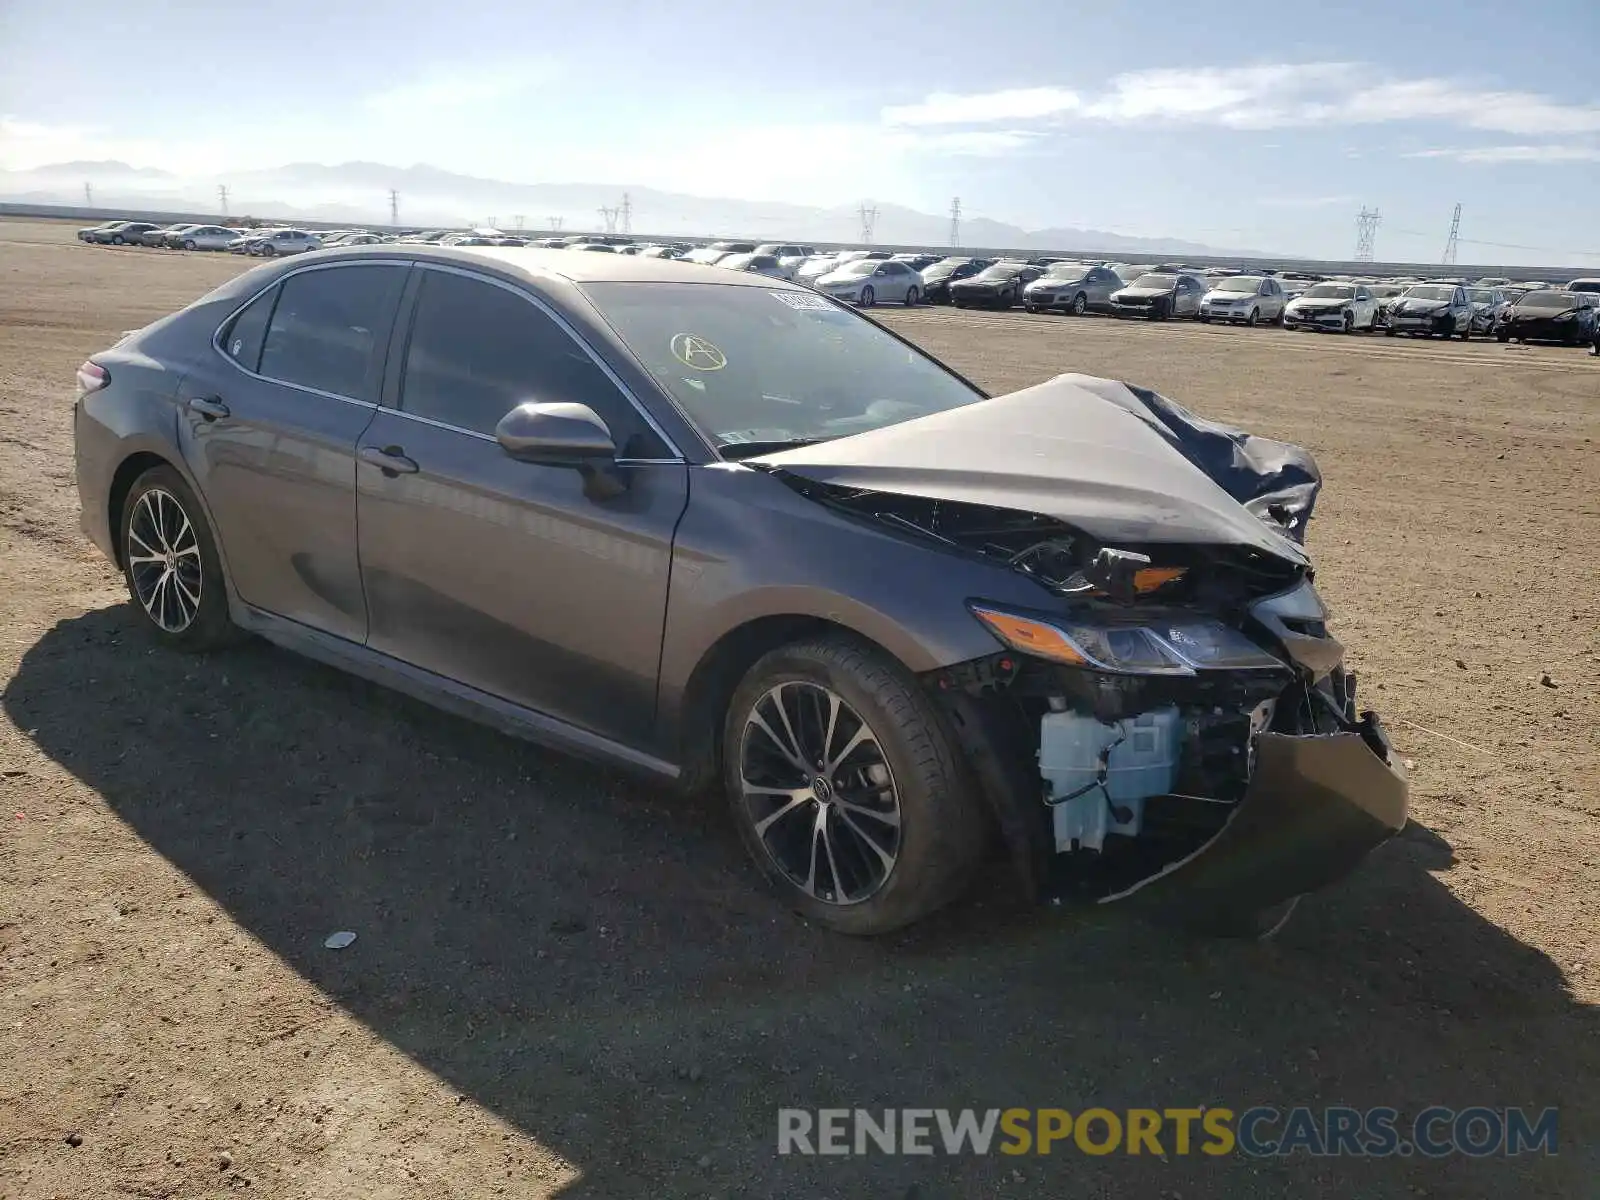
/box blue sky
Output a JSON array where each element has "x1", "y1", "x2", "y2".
[{"x1": 2, "y1": 0, "x2": 1597, "y2": 260}]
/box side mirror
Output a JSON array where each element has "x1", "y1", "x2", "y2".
[{"x1": 495, "y1": 401, "x2": 627, "y2": 500}]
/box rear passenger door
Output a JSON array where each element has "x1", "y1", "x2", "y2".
[
  {"x1": 177, "y1": 260, "x2": 408, "y2": 641},
  {"x1": 354, "y1": 265, "x2": 689, "y2": 746}
]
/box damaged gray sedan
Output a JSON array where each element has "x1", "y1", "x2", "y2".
[{"x1": 73, "y1": 246, "x2": 1407, "y2": 937}]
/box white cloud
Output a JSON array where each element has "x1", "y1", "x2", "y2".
[
  {"x1": 879, "y1": 64, "x2": 1600, "y2": 142},
  {"x1": 883, "y1": 87, "x2": 1079, "y2": 126},
  {"x1": 1407, "y1": 144, "x2": 1600, "y2": 163},
  {"x1": 362, "y1": 60, "x2": 558, "y2": 117}
]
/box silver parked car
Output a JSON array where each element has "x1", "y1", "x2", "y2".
[
  {"x1": 1199, "y1": 276, "x2": 1287, "y2": 326},
  {"x1": 717, "y1": 253, "x2": 794, "y2": 281},
  {"x1": 1021, "y1": 264, "x2": 1124, "y2": 315},
  {"x1": 814, "y1": 258, "x2": 923, "y2": 306},
  {"x1": 168, "y1": 225, "x2": 244, "y2": 251}
]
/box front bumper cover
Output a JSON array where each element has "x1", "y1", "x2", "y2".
[{"x1": 1101, "y1": 716, "x2": 1409, "y2": 921}]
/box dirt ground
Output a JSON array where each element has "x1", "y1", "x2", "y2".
[{"x1": 0, "y1": 218, "x2": 1595, "y2": 1198}]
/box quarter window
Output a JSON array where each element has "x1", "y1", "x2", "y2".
[
  {"x1": 257, "y1": 265, "x2": 404, "y2": 400},
  {"x1": 399, "y1": 270, "x2": 665, "y2": 457},
  {"x1": 221, "y1": 285, "x2": 278, "y2": 372}
]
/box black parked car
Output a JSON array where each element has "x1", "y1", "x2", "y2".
[
  {"x1": 918, "y1": 258, "x2": 992, "y2": 303},
  {"x1": 89, "y1": 221, "x2": 160, "y2": 245},
  {"x1": 1495, "y1": 290, "x2": 1599, "y2": 345},
  {"x1": 70, "y1": 246, "x2": 1406, "y2": 936},
  {"x1": 948, "y1": 262, "x2": 1043, "y2": 309}
]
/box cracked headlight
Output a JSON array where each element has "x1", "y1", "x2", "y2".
[{"x1": 970, "y1": 606, "x2": 1284, "y2": 675}]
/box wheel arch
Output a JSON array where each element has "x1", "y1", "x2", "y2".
[
  {"x1": 106, "y1": 451, "x2": 176, "y2": 570},
  {"x1": 673, "y1": 613, "x2": 908, "y2": 794}
]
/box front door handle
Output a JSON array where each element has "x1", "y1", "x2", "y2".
[
  {"x1": 359, "y1": 444, "x2": 419, "y2": 476},
  {"x1": 187, "y1": 396, "x2": 230, "y2": 421}
]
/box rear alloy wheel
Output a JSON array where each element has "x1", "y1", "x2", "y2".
[
  {"x1": 1071, "y1": 292, "x2": 1088, "y2": 316},
  {"x1": 120, "y1": 466, "x2": 235, "y2": 651},
  {"x1": 725, "y1": 636, "x2": 983, "y2": 935},
  {"x1": 858, "y1": 285, "x2": 875, "y2": 307},
  {"x1": 904, "y1": 285, "x2": 920, "y2": 307}
]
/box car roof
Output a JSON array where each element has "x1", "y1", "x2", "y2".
[{"x1": 330, "y1": 243, "x2": 811, "y2": 289}]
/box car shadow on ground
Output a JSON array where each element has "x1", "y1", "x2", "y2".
[{"x1": 8, "y1": 607, "x2": 1595, "y2": 1197}]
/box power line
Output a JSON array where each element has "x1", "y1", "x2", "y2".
[
  {"x1": 1441, "y1": 202, "x2": 1462, "y2": 265},
  {"x1": 1353, "y1": 206, "x2": 1380, "y2": 263},
  {"x1": 948, "y1": 197, "x2": 961, "y2": 248}
]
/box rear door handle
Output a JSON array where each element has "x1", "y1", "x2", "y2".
[
  {"x1": 187, "y1": 396, "x2": 230, "y2": 421},
  {"x1": 359, "y1": 444, "x2": 419, "y2": 476}
]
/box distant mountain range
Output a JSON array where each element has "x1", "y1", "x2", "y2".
[{"x1": 0, "y1": 159, "x2": 1270, "y2": 257}]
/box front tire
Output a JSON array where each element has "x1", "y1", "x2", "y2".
[
  {"x1": 1071, "y1": 292, "x2": 1088, "y2": 316},
  {"x1": 183, "y1": 239, "x2": 197, "y2": 251},
  {"x1": 111, "y1": 235, "x2": 125, "y2": 245},
  {"x1": 260, "y1": 243, "x2": 276, "y2": 257},
  {"x1": 723, "y1": 636, "x2": 984, "y2": 935},
  {"x1": 1247, "y1": 307, "x2": 1259, "y2": 328},
  {"x1": 1343, "y1": 311, "x2": 1354, "y2": 334},
  {"x1": 119, "y1": 466, "x2": 234, "y2": 651}
]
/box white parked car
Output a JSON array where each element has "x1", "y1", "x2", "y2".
[
  {"x1": 1199, "y1": 276, "x2": 1287, "y2": 326},
  {"x1": 1281, "y1": 282, "x2": 1379, "y2": 333},
  {"x1": 794, "y1": 256, "x2": 843, "y2": 287},
  {"x1": 814, "y1": 258, "x2": 923, "y2": 306}
]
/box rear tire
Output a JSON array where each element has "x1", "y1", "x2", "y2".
[
  {"x1": 858, "y1": 285, "x2": 874, "y2": 307},
  {"x1": 723, "y1": 636, "x2": 985, "y2": 935},
  {"x1": 119, "y1": 466, "x2": 235, "y2": 652},
  {"x1": 904, "y1": 286, "x2": 920, "y2": 307}
]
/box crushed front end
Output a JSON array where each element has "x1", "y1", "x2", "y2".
[{"x1": 883, "y1": 496, "x2": 1409, "y2": 926}]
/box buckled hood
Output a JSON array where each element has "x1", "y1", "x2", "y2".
[{"x1": 752, "y1": 374, "x2": 1316, "y2": 565}]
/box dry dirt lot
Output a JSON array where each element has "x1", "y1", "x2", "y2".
[{"x1": 0, "y1": 218, "x2": 1596, "y2": 1198}]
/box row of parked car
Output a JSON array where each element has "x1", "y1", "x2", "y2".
[{"x1": 76, "y1": 219, "x2": 1600, "y2": 348}]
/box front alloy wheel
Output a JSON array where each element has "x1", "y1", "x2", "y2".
[
  {"x1": 1072, "y1": 293, "x2": 1088, "y2": 316},
  {"x1": 738, "y1": 681, "x2": 902, "y2": 906},
  {"x1": 725, "y1": 636, "x2": 984, "y2": 934}
]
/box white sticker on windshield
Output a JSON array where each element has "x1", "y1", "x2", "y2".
[{"x1": 768, "y1": 290, "x2": 835, "y2": 311}]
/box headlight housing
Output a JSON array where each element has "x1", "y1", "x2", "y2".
[{"x1": 970, "y1": 605, "x2": 1285, "y2": 675}]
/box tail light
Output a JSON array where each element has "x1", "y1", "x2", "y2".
[{"x1": 76, "y1": 361, "x2": 110, "y2": 395}]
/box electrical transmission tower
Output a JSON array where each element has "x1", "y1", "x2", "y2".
[
  {"x1": 84, "y1": 182, "x2": 93, "y2": 206},
  {"x1": 599, "y1": 205, "x2": 620, "y2": 235},
  {"x1": 548, "y1": 216, "x2": 564, "y2": 233},
  {"x1": 513, "y1": 215, "x2": 525, "y2": 231},
  {"x1": 619, "y1": 193, "x2": 633, "y2": 235},
  {"x1": 948, "y1": 197, "x2": 961, "y2": 248},
  {"x1": 218, "y1": 185, "x2": 230, "y2": 218},
  {"x1": 858, "y1": 201, "x2": 879, "y2": 245},
  {"x1": 1441, "y1": 203, "x2": 1461, "y2": 265},
  {"x1": 389, "y1": 189, "x2": 399, "y2": 226},
  {"x1": 1353, "y1": 207, "x2": 1380, "y2": 262}
]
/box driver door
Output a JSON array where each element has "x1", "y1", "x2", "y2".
[{"x1": 355, "y1": 265, "x2": 688, "y2": 746}]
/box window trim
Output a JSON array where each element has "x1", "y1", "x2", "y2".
[
  {"x1": 390, "y1": 262, "x2": 685, "y2": 464},
  {"x1": 210, "y1": 258, "x2": 412, "y2": 408}
]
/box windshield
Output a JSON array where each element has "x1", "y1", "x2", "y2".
[
  {"x1": 1468, "y1": 289, "x2": 1495, "y2": 303},
  {"x1": 1516, "y1": 292, "x2": 1577, "y2": 310},
  {"x1": 1215, "y1": 277, "x2": 1262, "y2": 293},
  {"x1": 1302, "y1": 284, "x2": 1354, "y2": 299},
  {"x1": 974, "y1": 265, "x2": 1021, "y2": 281},
  {"x1": 583, "y1": 282, "x2": 984, "y2": 453},
  {"x1": 829, "y1": 260, "x2": 878, "y2": 277},
  {"x1": 1405, "y1": 286, "x2": 1455, "y2": 301},
  {"x1": 922, "y1": 261, "x2": 966, "y2": 279},
  {"x1": 1129, "y1": 273, "x2": 1177, "y2": 289},
  {"x1": 1043, "y1": 263, "x2": 1086, "y2": 279},
  {"x1": 1371, "y1": 286, "x2": 1403, "y2": 298}
]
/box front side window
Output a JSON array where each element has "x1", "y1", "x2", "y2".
[
  {"x1": 583, "y1": 281, "x2": 984, "y2": 455},
  {"x1": 257, "y1": 265, "x2": 404, "y2": 400},
  {"x1": 400, "y1": 270, "x2": 663, "y2": 456}
]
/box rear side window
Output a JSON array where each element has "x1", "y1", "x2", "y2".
[
  {"x1": 399, "y1": 269, "x2": 665, "y2": 457},
  {"x1": 221, "y1": 285, "x2": 278, "y2": 372},
  {"x1": 258, "y1": 265, "x2": 405, "y2": 400}
]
